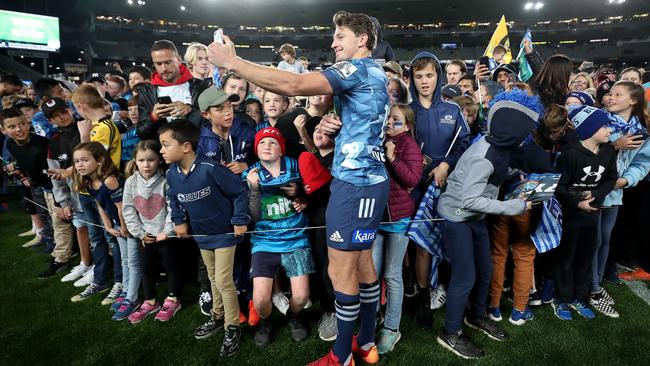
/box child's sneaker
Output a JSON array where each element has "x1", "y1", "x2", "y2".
[
  {"x1": 288, "y1": 312, "x2": 308, "y2": 342},
  {"x1": 570, "y1": 300, "x2": 596, "y2": 319},
  {"x1": 437, "y1": 329, "x2": 485, "y2": 360},
  {"x1": 377, "y1": 328, "x2": 401, "y2": 355},
  {"x1": 487, "y1": 305, "x2": 502, "y2": 322},
  {"x1": 601, "y1": 287, "x2": 615, "y2": 305},
  {"x1": 194, "y1": 317, "x2": 225, "y2": 340},
  {"x1": 509, "y1": 307, "x2": 534, "y2": 325},
  {"x1": 253, "y1": 318, "x2": 272, "y2": 347},
  {"x1": 61, "y1": 263, "x2": 92, "y2": 283},
  {"x1": 128, "y1": 300, "x2": 161, "y2": 324},
  {"x1": 552, "y1": 301, "x2": 572, "y2": 321},
  {"x1": 272, "y1": 292, "x2": 290, "y2": 315},
  {"x1": 430, "y1": 285, "x2": 447, "y2": 310},
  {"x1": 101, "y1": 282, "x2": 123, "y2": 305},
  {"x1": 352, "y1": 335, "x2": 379, "y2": 364},
  {"x1": 18, "y1": 228, "x2": 35, "y2": 237},
  {"x1": 540, "y1": 279, "x2": 555, "y2": 304},
  {"x1": 21, "y1": 234, "x2": 42, "y2": 248},
  {"x1": 589, "y1": 291, "x2": 619, "y2": 318},
  {"x1": 154, "y1": 297, "x2": 181, "y2": 322},
  {"x1": 199, "y1": 290, "x2": 212, "y2": 316},
  {"x1": 110, "y1": 292, "x2": 127, "y2": 312},
  {"x1": 73, "y1": 268, "x2": 94, "y2": 287},
  {"x1": 528, "y1": 290, "x2": 542, "y2": 306},
  {"x1": 37, "y1": 260, "x2": 68, "y2": 279},
  {"x1": 318, "y1": 312, "x2": 338, "y2": 342},
  {"x1": 463, "y1": 316, "x2": 507, "y2": 341},
  {"x1": 71, "y1": 283, "x2": 109, "y2": 302},
  {"x1": 248, "y1": 299, "x2": 261, "y2": 326},
  {"x1": 220, "y1": 325, "x2": 241, "y2": 358},
  {"x1": 112, "y1": 300, "x2": 138, "y2": 321}
]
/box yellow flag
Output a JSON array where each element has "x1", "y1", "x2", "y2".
[{"x1": 484, "y1": 15, "x2": 512, "y2": 64}]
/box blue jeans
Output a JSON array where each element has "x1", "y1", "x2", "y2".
[
  {"x1": 442, "y1": 219, "x2": 492, "y2": 334},
  {"x1": 115, "y1": 226, "x2": 141, "y2": 302},
  {"x1": 592, "y1": 207, "x2": 619, "y2": 293},
  {"x1": 78, "y1": 195, "x2": 121, "y2": 286},
  {"x1": 371, "y1": 231, "x2": 409, "y2": 330}
]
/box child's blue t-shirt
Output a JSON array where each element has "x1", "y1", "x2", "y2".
[{"x1": 242, "y1": 156, "x2": 309, "y2": 253}]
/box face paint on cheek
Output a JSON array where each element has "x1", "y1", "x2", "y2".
[{"x1": 393, "y1": 121, "x2": 404, "y2": 129}]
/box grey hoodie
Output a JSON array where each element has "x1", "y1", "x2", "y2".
[
  {"x1": 437, "y1": 100, "x2": 539, "y2": 222},
  {"x1": 122, "y1": 171, "x2": 173, "y2": 240}
]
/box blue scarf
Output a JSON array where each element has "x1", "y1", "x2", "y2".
[{"x1": 608, "y1": 113, "x2": 644, "y2": 135}]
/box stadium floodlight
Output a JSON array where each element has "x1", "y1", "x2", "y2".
[
  {"x1": 180, "y1": 5, "x2": 187, "y2": 11},
  {"x1": 525, "y1": 2, "x2": 544, "y2": 10},
  {"x1": 127, "y1": 0, "x2": 133, "y2": 5},
  {"x1": 608, "y1": 0, "x2": 626, "y2": 4}
]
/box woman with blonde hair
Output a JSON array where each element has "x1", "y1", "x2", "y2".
[{"x1": 570, "y1": 72, "x2": 594, "y2": 92}]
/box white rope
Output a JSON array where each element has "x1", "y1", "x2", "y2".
[{"x1": 22, "y1": 196, "x2": 444, "y2": 238}]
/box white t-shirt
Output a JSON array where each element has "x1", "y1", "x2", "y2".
[{"x1": 278, "y1": 60, "x2": 306, "y2": 74}]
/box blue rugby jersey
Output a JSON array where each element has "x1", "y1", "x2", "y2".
[{"x1": 321, "y1": 57, "x2": 389, "y2": 186}]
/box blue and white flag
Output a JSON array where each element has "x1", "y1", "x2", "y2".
[
  {"x1": 518, "y1": 29, "x2": 533, "y2": 82},
  {"x1": 530, "y1": 195, "x2": 562, "y2": 253},
  {"x1": 407, "y1": 184, "x2": 445, "y2": 288}
]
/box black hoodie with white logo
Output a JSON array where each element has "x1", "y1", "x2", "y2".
[{"x1": 555, "y1": 141, "x2": 617, "y2": 223}]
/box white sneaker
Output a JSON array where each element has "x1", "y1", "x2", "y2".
[
  {"x1": 101, "y1": 282, "x2": 123, "y2": 305},
  {"x1": 430, "y1": 284, "x2": 447, "y2": 310},
  {"x1": 272, "y1": 292, "x2": 290, "y2": 315},
  {"x1": 73, "y1": 267, "x2": 94, "y2": 287},
  {"x1": 21, "y1": 234, "x2": 42, "y2": 248},
  {"x1": 61, "y1": 263, "x2": 92, "y2": 283},
  {"x1": 304, "y1": 299, "x2": 312, "y2": 310}
]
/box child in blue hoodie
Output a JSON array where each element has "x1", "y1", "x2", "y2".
[
  {"x1": 243, "y1": 127, "x2": 314, "y2": 346},
  {"x1": 159, "y1": 119, "x2": 249, "y2": 358},
  {"x1": 408, "y1": 52, "x2": 471, "y2": 324}
]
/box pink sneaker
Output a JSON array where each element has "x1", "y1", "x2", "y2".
[
  {"x1": 128, "y1": 301, "x2": 161, "y2": 324},
  {"x1": 154, "y1": 298, "x2": 181, "y2": 322}
]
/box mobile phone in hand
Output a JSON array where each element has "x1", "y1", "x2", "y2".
[
  {"x1": 157, "y1": 96, "x2": 172, "y2": 105},
  {"x1": 213, "y1": 28, "x2": 224, "y2": 44},
  {"x1": 478, "y1": 56, "x2": 490, "y2": 68}
]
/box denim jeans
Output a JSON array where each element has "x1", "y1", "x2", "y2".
[
  {"x1": 115, "y1": 226, "x2": 141, "y2": 302},
  {"x1": 371, "y1": 231, "x2": 409, "y2": 331},
  {"x1": 78, "y1": 194, "x2": 121, "y2": 286},
  {"x1": 592, "y1": 207, "x2": 619, "y2": 293}
]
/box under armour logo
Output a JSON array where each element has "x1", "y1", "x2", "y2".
[{"x1": 581, "y1": 165, "x2": 604, "y2": 182}]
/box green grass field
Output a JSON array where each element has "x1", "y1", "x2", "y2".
[{"x1": 1, "y1": 196, "x2": 650, "y2": 366}]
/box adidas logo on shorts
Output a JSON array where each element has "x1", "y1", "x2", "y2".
[{"x1": 329, "y1": 231, "x2": 344, "y2": 243}]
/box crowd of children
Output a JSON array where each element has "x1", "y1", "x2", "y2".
[{"x1": 2, "y1": 9, "x2": 650, "y2": 365}]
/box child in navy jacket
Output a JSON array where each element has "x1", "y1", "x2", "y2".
[{"x1": 159, "y1": 120, "x2": 249, "y2": 358}]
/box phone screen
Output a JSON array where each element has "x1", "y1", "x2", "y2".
[{"x1": 157, "y1": 96, "x2": 172, "y2": 105}]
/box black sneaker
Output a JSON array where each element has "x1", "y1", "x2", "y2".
[
  {"x1": 528, "y1": 290, "x2": 542, "y2": 306},
  {"x1": 403, "y1": 270, "x2": 418, "y2": 298},
  {"x1": 38, "y1": 261, "x2": 68, "y2": 279},
  {"x1": 414, "y1": 290, "x2": 433, "y2": 327},
  {"x1": 464, "y1": 316, "x2": 507, "y2": 341},
  {"x1": 193, "y1": 317, "x2": 225, "y2": 340},
  {"x1": 436, "y1": 329, "x2": 485, "y2": 360},
  {"x1": 220, "y1": 325, "x2": 241, "y2": 357},
  {"x1": 199, "y1": 290, "x2": 213, "y2": 317},
  {"x1": 253, "y1": 318, "x2": 272, "y2": 347},
  {"x1": 288, "y1": 312, "x2": 308, "y2": 342}
]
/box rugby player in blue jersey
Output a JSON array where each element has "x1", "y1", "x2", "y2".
[{"x1": 208, "y1": 11, "x2": 389, "y2": 366}]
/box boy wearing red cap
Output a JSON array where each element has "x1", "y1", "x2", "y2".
[{"x1": 243, "y1": 127, "x2": 314, "y2": 347}]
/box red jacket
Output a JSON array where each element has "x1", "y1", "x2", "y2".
[{"x1": 386, "y1": 132, "x2": 423, "y2": 220}]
